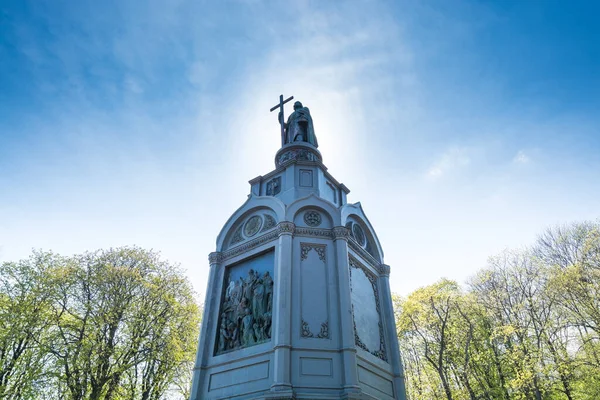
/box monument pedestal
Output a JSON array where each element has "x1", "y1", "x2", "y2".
[{"x1": 190, "y1": 140, "x2": 406, "y2": 399}]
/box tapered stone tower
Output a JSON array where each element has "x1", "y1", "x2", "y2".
[{"x1": 190, "y1": 99, "x2": 407, "y2": 400}]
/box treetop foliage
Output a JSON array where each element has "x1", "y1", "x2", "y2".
[
  {"x1": 0, "y1": 247, "x2": 201, "y2": 400},
  {"x1": 396, "y1": 220, "x2": 600, "y2": 400}
]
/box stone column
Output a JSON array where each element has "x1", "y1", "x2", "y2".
[
  {"x1": 270, "y1": 221, "x2": 295, "y2": 396},
  {"x1": 378, "y1": 264, "x2": 407, "y2": 400},
  {"x1": 333, "y1": 226, "x2": 362, "y2": 398},
  {"x1": 190, "y1": 251, "x2": 224, "y2": 399}
]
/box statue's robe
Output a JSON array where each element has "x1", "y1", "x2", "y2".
[{"x1": 285, "y1": 107, "x2": 318, "y2": 147}]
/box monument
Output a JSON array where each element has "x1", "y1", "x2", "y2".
[{"x1": 190, "y1": 95, "x2": 407, "y2": 399}]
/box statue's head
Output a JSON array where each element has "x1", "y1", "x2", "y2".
[{"x1": 294, "y1": 101, "x2": 303, "y2": 110}]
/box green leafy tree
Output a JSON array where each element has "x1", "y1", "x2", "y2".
[
  {"x1": 396, "y1": 220, "x2": 600, "y2": 400},
  {"x1": 536, "y1": 222, "x2": 600, "y2": 399},
  {"x1": 0, "y1": 247, "x2": 200, "y2": 400},
  {"x1": 397, "y1": 279, "x2": 463, "y2": 400},
  {"x1": 0, "y1": 251, "x2": 59, "y2": 400}
]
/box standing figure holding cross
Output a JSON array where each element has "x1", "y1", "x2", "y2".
[{"x1": 270, "y1": 95, "x2": 318, "y2": 148}]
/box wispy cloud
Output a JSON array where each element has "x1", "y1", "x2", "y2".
[
  {"x1": 2, "y1": 0, "x2": 600, "y2": 301},
  {"x1": 426, "y1": 147, "x2": 471, "y2": 179},
  {"x1": 512, "y1": 150, "x2": 531, "y2": 164}
]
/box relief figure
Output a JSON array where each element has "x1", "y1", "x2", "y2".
[
  {"x1": 216, "y1": 268, "x2": 274, "y2": 354},
  {"x1": 241, "y1": 308, "x2": 255, "y2": 347}
]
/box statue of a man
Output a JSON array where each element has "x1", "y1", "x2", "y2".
[
  {"x1": 279, "y1": 101, "x2": 318, "y2": 147},
  {"x1": 243, "y1": 269, "x2": 257, "y2": 301},
  {"x1": 262, "y1": 271, "x2": 273, "y2": 313},
  {"x1": 218, "y1": 319, "x2": 229, "y2": 352},
  {"x1": 241, "y1": 308, "x2": 255, "y2": 347},
  {"x1": 252, "y1": 282, "x2": 265, "y2": 320}
]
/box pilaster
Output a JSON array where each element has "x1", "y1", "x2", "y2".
[
  {"x1": 270, "y1": 221, "x2": 295, "y2": 396},
  {"x1": 190, "y1": 252, "x2": 223, "y2": 399},
  {"x1": 377, "y1": 264, "x2": 407, "y2": 400},
  {"x1": 333, "y1": 226, "x2": 362, "y2": 397}
]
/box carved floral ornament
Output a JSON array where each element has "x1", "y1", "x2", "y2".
[
  {"x1": 223, "y1": 231, "x2": 279, "y2": 260},
  {"x1": 231, "y1": 219, "x2": 362, "y2": 250},
  {"x1": 303, "y1": 210, "x2": 322, "y2": 227},
  {"x1": 222, "y1": 222, "x2": 295, "y2": 262},
  {"x1": 223, "y1": 222, "x2": 380, "y2": 265},
  {"x1": 262, "y1": 215, "x2": 276, "y2": 231},
  {"x1": 277, "y1": 221, "x2": 295, "y2": 235},
  {"x1": 333, "y1": 226, "x2": 350, "y2": 240},
  {"x1": 295, "y1": 227, "x2": 332, "y2": 239},
  {"x1": 377, "y1": 264, "x2": 391, "y2": 277},
  {"x1": 221, "y1": 224, "x2": 385, "y2": 283},
  {"x1": 230, "y1": 213, "x2": 278, "y2": 247},
  {"x1": 244, "y1": 216, "x2": 262, "y2": 237},
  {"x1": 208, "y1": 252, "x2": 224, "y2": 265},
  {"x1": 302, "y1": 320, "x2": 329, "y2": 339},
  {"x1": 300, "y1": 243, "x2": 326, "y2": 262}
]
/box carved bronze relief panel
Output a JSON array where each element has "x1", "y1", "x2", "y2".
[{"x1": 215, "y1": 250, "x2": 274, "y2": 355}]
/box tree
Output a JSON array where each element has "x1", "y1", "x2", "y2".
[
  {"x1": 0, "y1": 251, "x2": 59, "y2": 400},
  {"x1": 536, "y1": 222, "x2": 600, "y2": 399},
  {"x1": 0, "y1": 247, "x2": 201, "y2": 400},
  {"x1": 396, "y1": 220, "x2": 600, "y2": 400},
  {"x1": 397, "y1": 279, "x2": 463, "y2": 400}
]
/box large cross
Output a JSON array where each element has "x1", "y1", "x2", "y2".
[{"x1": 270, "y1": 94, "x2": 294, "y2": 147}]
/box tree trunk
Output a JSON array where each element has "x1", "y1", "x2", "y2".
[{"x1": 437, "y1": 366, "x2": 453, "y2": 400}]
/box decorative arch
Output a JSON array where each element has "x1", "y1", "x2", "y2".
[
  {"x1": 341, "y1": 202, "x2": 384, "y2": 264},
  {"x1": 216, "y1": 195, "x2": 285, "y2": 251},
  {"x1": 286, "y1": 193, "x2": 341, "y2": 228},
  {"x1": 292, "y1": 205, "x2": 334, "y2": 229}
]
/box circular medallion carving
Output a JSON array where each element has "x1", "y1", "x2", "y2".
[
  {"x1": 303, "y1": 211, "x2": 322, "y2": 227},
  {"x1": 244, "y1": 216, "x2": 262, "y2": 237},
  {"x1": 352, "y1": 223, "x2": 366, "y2": 247}
]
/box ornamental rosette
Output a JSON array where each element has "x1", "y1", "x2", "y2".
[{"x1": 303, "y1": 211, "x2": 322, "y2": 227}]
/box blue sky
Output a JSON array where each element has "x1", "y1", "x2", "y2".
[{"x1": 1, "y1": 0, "x2": 599, "y2": 296}]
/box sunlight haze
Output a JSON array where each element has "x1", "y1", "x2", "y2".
[{"x1": 1, "y1": 0, "x2": 599, "y2": 299}]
